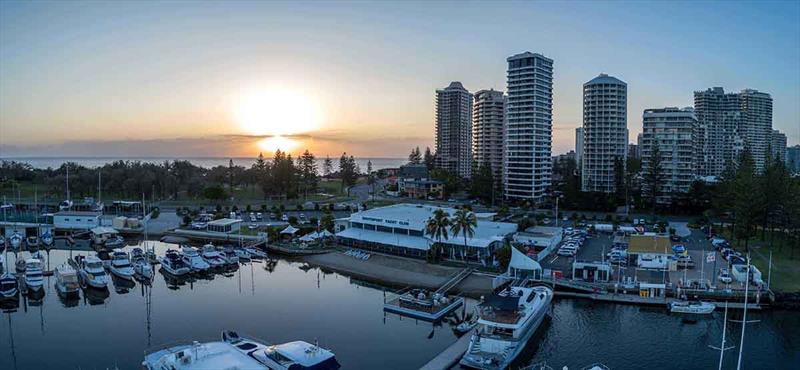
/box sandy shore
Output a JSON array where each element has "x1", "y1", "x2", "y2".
[{"x1": 302, "y1": 251, "x2": 494, "y2": 297}]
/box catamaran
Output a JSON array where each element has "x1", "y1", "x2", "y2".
[
  {"x1": 54, "y1": 263, "x2": 80, "y2": 297},
  {"x1": 24, "y1": 258, "x2": 44, "y2": 291},
  {"x1": 460, "y1": 285, "x2": 553, "y2": 370},
  {"x1": 142, "y1": 331, "x2": 340, "y2": 370},
  {"x1": 110, "y1": 249, "x2": 135, "y2": 280},
  {"x1": 76, "y1": 255, "x2": 109, "y2": 289}
]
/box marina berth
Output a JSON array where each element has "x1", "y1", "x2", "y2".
[
  {"x1": 75, "y1": 255, "x2": 109, "y2": 289},
  {"x1": 54, "y1": 263, "x2": 80, "y2": 297},
  {"x1": 142, "y1": 331, "x2": 340, "y2": 370}
]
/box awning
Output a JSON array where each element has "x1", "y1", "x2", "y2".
[
  {"x1": 508, "y1": 246, "x2": 542, "y2": 274},
  {"x1": 336, "y1": 227, "x2": 430, "y2": 250},
  {"x1": 280, "y1": 225, "x2": 299, "y2": 235},
  {"x1": 299, "y1": 232, "x2": 319, "y2": 242}
]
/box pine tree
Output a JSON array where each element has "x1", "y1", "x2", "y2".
[
  {"x1": 408, "y1": 147, "x2": 422, "y2": 164},
  {"x1": 644, "y1": 144, "x2": 663, "y2": 215},
  {"x1": 424, "y1": 147, "x2": 435, "y2": 170},
  {"x1": 323, "y1": 156, "x2": 333, "y2": 178}
]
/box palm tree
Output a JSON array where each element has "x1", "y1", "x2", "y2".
[
  {"x1": 450, "y1": 208, "x2": 477, "y2": 261},
  {"x1": 425, "y1": 209, "x2": 451, "y2": 261}
]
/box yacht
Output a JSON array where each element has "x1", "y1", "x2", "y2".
[
  {"x1": 24, "y1": 258, "x2": 45, "y2": 291},
  {"x1": 218, "y1": 245, "x2": 240, "y2": 265},
  {"x1": 91, "y1": 227, "x2": 123, "y2": 248},
  {"x1": 54, "y1": 263, "x2": 80, "y2": 297},
  {"x1": 26, "y1": 235, "x2": 40, "y2": 249},
  {"x1": 9, "y1": 232, "x2": 23, "y2": 250},
  {"x1": 460, "y1": 285, "x2": 553, "y2": 370},
  {"x1": 76, "y1": 255, "x2": 109, "y2": 289},
  {"x1": 234, "y1": 247, "x2": 252, "y2": 262},
  {"x1": 181, "y1": 246, "x2": 210, "y2": 272},
  {"x1": 131, "y1": 248, "x2": 154, "y2": 280},
  {"x1": 142, "y1": 331, "x2": 340, "y2": 370},
  {"x1": 40, "y1": 231, "x2": 54, "y2": 247},
  {"x1": 670, "y1": 300, "x2": 715, "y2": 315},
  {"x1": 200, "y1": 244, "x2": 226, "y2": 268},
  {"x1": 159, "y1": 249, "x2": 191, "y2": 276},
  {"x1": 110, "y1": 249, "x2": 135, "y2": 280},
  {"x1": 0, "y1": 272, "x2": 18, "y2": 298}
]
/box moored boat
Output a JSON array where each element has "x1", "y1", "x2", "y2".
[
  {"x1": 200, "y1": 244, "x2": 226, "y2": 268},
  {"x1": 142, "y1": 330, "x2": 340, "y2": 370},
  {"x1": 40, "y1": 231, "x2": 54, "y2": 247},
  {"x1": 76, "y1": 255, "x2": 109, "y2": 289},
  {"x1": 26, "y1": 235, "x2": 40, "y2": 250},
  {"x1": 0, "y1": 272, "x2": 18, "y2": 298},
  {"x1": 218, "y1": 245, "x2": 240, "y2": 265},
  {"x1": 131, "y1": 248, "x2": 154, "y2": 280},
  {"x1": 159, "y1": 249, "x2": 191, "y2": 276},
  {"x1": 669, "y1": 300, "x2": 715, "y2": 315},
  {"x1": 9, "y1": 232, "x2": 23, "y2": 250},
  {"x1": 181, "y1": 246, "x2": 210, "y2": 272},
  {"x1": 460, "y1": 285, "x2": 553, "y2": 370},
  {"x1": 110, "y1": 249, "x2": 135, "y2": 280},
  {"x1": 54, "y1": 263, "x2": 80, "y2": 297},
  {"x1": 24, "y1": 258, "x2": 45, "y2": 291}
]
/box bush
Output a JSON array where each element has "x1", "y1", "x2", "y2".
[{"x1": 288, "y1": 216, "x2": 298, "y2": 225}]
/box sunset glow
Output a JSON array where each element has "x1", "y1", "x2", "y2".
[
  {"x1": 257, "y1": 136, "x2": 299, "y2": 153},
  {"x1": 234, "y1": 90, "x2": 322, "y2": 137}
]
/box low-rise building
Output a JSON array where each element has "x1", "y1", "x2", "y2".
[
  {"x1": 397, "y1": 164, "x2": 444, "y2": 199},
  {"x1": 336, "y1": 203, "x2": 517, "y2": 259},
  {"x1": 207, "y1": 218, "x2": 242, "y2": 233},
  {"x1": 53, "y1": 211, "x2": 101, "y2": 230},
  {"x1": 627, "y1": 234, "x2": 672, "y2": 270},
  {"x1": 512, "y1": 226, "x2": 563, "y2": 260}
]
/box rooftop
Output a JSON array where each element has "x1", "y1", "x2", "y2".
[
  {"x1": 585, "y1": 73, "x2": 626, "y2": 86},
  {"x1": 54, "y1": 211, "x2": 101, "y2": 217},
  {"x1": 628, "y1": 234, "x2": 671, "y2": 254},
  {"x1": 208, "y1": 218, "x2": 242, "y2": 226}
]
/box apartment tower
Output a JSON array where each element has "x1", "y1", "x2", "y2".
[
  {"x1": 504, "y1": 52, "x2": 553, "y2": 203},
  {"x1": 435, "y1": 81, "x2": 473, "y2": 178},
  {"x1": 581, "y1": 74, "x2": 628, "y2": 193},
  {"x1": 472, "y1": 89, "x2": 506, "y2": 179},
  {"x1": 642, "y1": 107, "x2": 697, "y2": 203}
]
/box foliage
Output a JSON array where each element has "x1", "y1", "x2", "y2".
[
  {"x1": 430, "y1": 169, "x2": 460, "y2": 197},
  {"x1": 296, "y1": 149, "x2": 319, "y2": 199},
  {"x1": 450, "y1": 208, "x2": 477, "y2": 254},
  {"x1": 338, "y1": 153, "x2": 359, "y2": 194},
  {"x1": 203, "y1": 185, "x2": 227, "y2": 201},
  {"x1": 470, "y1": 162, "x2": 495, "y2": 204},
  {"x1": 643, "y1": 144, "x2": 663, "y2": 213},
  {"x1": 408, "y1": 146, "x2": 422, "y2": 164},
  {"x1": 425, "y1": 209, "x2": 451, "y2": 263},
  {"x1": 322, "y1": 156, "x2": 333, "y2": 178},
  {"x1": 423, "y1": 147, "x2": 435, "y2": 170}
]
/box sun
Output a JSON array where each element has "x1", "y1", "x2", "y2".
[
  {"x1": 257, "y1": 136, "x2": 299, "y2": 153},
  {"x1": 234, "y1": 89, "x2": 322, "y2": 136}
]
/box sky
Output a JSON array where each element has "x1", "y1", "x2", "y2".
[{"x1": 1, "y1": 0, "x2": 798, "y2": 158}]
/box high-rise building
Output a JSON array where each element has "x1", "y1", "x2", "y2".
[
  {"x1": 435, "y1": 81, "x2": 473, "y2": 178},
  {"x1": 641, "y1": 107, "x2": 697, "y2": 203},
  {"x1": 628, "y1": 143, "x2": 639, "y2": 160},
  {"x1": 504, "y1": 52, "x2": 553, "y2": 203},
  {"x1": 581, "y1": 74, "x2": 627, "y2": 193},
  {"x1": 636, "y1": 133, "x2": 643, "y2": 159},
  {"x1": 787, "y1": 145, "x2": 800, "y2": 174},
  {"x1": 694, "y1": 87, "x2": 773, "y2": 176},
  {"x1": 575, "y1": 127, "x2": 584, "y2": 168},
  {"x1": 771, "y1": 129, "x2": 787, "y2": 163},
  {"x1": 472, "y1": 89, "x2": 506, "y2": 179}
]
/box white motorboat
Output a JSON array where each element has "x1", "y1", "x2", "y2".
[
  {"x1": 26, "y1": 235, "x2": 40, "y2": 249},
  {"x1": 54, "y1": 263, "x2": 80, "y2": 297},
  {"x1": 0, "y1": 272, "x2": 18, "y2": 298},
  {"x1": 181, "y1": 246, "x2": 210, "y2": 272},
  {"x1": 9, "y1": 232, "x2": 23, "y2": 250},
  {"x1": 24, "y1": 258, "x2": 45, "y2": 291},
  {"x1": 130, "y1": 248, "x2": 153, "y2": 280},
  {"x1": 201, "y1": 244, "x2": 226, "y2": 268},
  {"x1": 218, "y1": 245, "x2": 239, "y2": 265},
  {"x1": 59, "y1": 199, "x2": 73, "y2": 211},
  {"x1": 76, "y1": 255, "x2": 109, "y2": 289},
  {"x1": 670, "y1": 300, "x2": 715, "y2": 315},
  {"x1": 245, "y1": 246, "x2": 268, "y2": 259},
  {"x1": 159, "y1": 249, "x2": 191, "y2": 276},
  {"x1": 40, "y1": 231, "x2": 54, "y2": 247},
  {"x1": 142, "y1": 330, "x2": 341, "y2": 370},
  {"x1": 460, "y1": 285, "x2": 553, "y2": 370},
  {"x1": 110, "y1": 249, "x2": 135, "y2": 280}
]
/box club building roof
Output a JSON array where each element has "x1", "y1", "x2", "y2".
[{"x1": 338, "y1": 203, "x2": 517, "y2": 250}]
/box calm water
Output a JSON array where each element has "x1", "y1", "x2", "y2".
[
  {"x1": 1, "y1": 241, "x2": 798, "y2": 370},
  {"x1": 0, "y1": 157, "x2": 406, "y2": 171}
]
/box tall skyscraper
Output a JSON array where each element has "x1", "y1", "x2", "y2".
[
  {"x1": 694, "y1": 87, "x2": 773, "y2": 176},
  {"x1": 435, "y1": 81, "x2": 473, "y2": 178},
  {"x1": 581, "y1": 74, "x2": 627, "y2": 193},
  {"x1": 472, "y1": 89, "x2": 506, "y2": 179},
  {"x1": 575, "y1": 127, "x2": 584, "y2": 168},
  {"x1": 642, "y1": 107, "x2": 697, "y2": 203},
  {"x1": 772, "y1": 129, "x2": 787, "y2": 163},
  {"x1": 504, "y1": 52, "x2": 553, "y2": 203}
]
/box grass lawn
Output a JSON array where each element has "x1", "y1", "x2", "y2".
[{"x1": 720, "y1": 228, "x2": 800, "y2": 291}]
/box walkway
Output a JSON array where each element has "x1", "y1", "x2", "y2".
[{"x1": 418, "y1": 329, "x2": 474, "y2": 370}]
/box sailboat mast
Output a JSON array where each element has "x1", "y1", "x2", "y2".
[
  {"x1": 736, "y1": 256, "x2": 751, "y2": 370},
  {"x1": 718, "y1": 301, "x2": 728, "y2": 370}
]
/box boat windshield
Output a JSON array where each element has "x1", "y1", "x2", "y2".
[
  {"x1": 115, "y1": 263, "x2": 132, "y2": 268},
  {"x1": 61, "y1": 274, "x2": 78, "y2": 283},
  {"x1": 87, "y1": 262, "x2": 103, "y2": 270}
]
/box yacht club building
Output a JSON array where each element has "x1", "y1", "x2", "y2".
[{"x1": 335, "y1": 204, "x2": 517, "y2": 259}]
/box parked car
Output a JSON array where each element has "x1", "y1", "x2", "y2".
[
  {"x1": 281, "y1": 214, "x2": 289, "y2": 222},
  {"x1": 256, "y1": 213, "x2": 263, "y2": 220},
  {"x1": 718, "y1": 268, "x2": 733, "y2": 284}
]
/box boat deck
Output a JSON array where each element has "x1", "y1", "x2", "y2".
[{"x1": 383, "y1": 295, "x2": 464, "y2": 321}]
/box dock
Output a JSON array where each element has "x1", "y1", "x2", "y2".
[
  {"x1": 383, "y1": 268, "x2": 473, "y2": 321},
  {"x1": 418, "y1": 328, "x2": 474, "y2": 370},
  {"x1": 554, "y1": 291, "x2": 762, "y2": 310}
]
